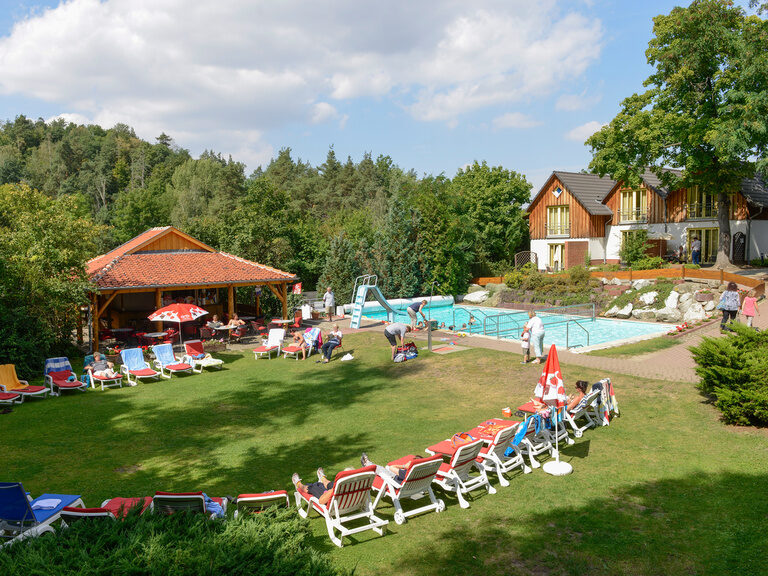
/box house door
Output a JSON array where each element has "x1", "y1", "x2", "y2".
[
  {"x1": 687, "y1": 228, "x2": 718, "y2": 263},
  {"x1": 549, "y1": 243, "x2": 564, "y2": 271},
  {"x1": 733, "y1": 232, "x2": 746, "y2": 264}
]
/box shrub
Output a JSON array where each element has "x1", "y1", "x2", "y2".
[
  {"x1": 691, "y1": 323, "x2": 768, "y2": 426},
  {"x1": 631, "y1": 256, "x2": 666, "y2": 270},
  {"x1": 0, "y1": 508, "x2": 347, "y2": 576},
  {"x1": 619, "y1": 229, "x2": 651, "y2": 266},
  {"x1": 683, "y1": 263, "x2": 701, "y2": 269},
  {"x1": 567, "y1": 265, "x2": 591, "y2": 285}
]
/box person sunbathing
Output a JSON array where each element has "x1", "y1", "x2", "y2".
[
  {"x1": 86, "y1": 352, "x2": 119, "y2": 379},
  {"x1": 289, "y1": 331, "x2": 309, "y2": 360},
  {"x1": 360, "y1": 452, "x2": 411, "y2": 484},
  {"x1": 292, "y1": 467, "x2": 352, "y2": 505}
]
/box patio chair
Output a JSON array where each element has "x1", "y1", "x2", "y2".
[
  {"x1": 199, "y1": 326, "x2": 215, "y2": 340},
  {"x1": 151, "y1": 343, "x2": 193, "y2": 379},
  {"x1": 43, "y1": 357, "x2": 88, "y2": 396},
  {"x1": 0, "y1": 364, "x2": 49, "y2": 400},
  {"x1": 476, "y1": 423, "x2": 531, "y2": 487},
  {"x1": 282, "y1": 327, "x2": 321, "y2": 360},
  {"x1": 61, "y1": 496, "x2": 152, "y2": 525},
  {"x1": 253, "y1": 328, "x2": 285, "y2": 360},
  {"x1": 372, "y1": 455, "x2": 445, "y2": 525},
  {"x1": 0, "y1": 482, "x2": 83, "y2": 546},
  {"x1": 564, "y1": 388, "x2": 601, "y2": 437},
  {"x1": 289, "y1": 310, "x2": 303, "y2": 331},
  {"x1": 0, "y1": 391, "x2": 23, "y2": 406},
  {"x1": 183, "y1": 340, "x2": 224, "y2": 371},
  {"x1": 229, "y1": 325, "x2": 247, "y2": 343},
  {"x1": 295, "y1": 465, "x2": 388, "y2": 548},
  {"x1": 233, "y1": 491, "x2": 290, "y2": 518},
  {"x1": 119, "y1": 348, "x2": 160, "y2": 386},
  {"x1": 151, "y1": 492, "x2": 227, "y2": 520},
  {"x1": 81, "y1": 354, "x2": 123, "y2": 391},
  {"x1": 161, "y1": 328, "x2": 179, "y2": 345},
  {"x1": 425, "y1": 438, "x2": 495, "y2": 509}
]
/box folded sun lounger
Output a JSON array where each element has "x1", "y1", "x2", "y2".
[
  {"x1": 152, "y1": 491, "x2": 227, "y2": 520},
  {"x1": 60, "y1": 496, "x2": 152, "y2": 525},
  {"x1": 233, "y1": 491, "x2": 290, "y2": 518}
]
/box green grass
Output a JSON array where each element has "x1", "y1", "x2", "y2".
[
  {"x1": 585, "y1": 335, "x2": 679, "y2": 357},
  {"x1": 607, "y1": 281, "x2": 675, "y2": 311},
  {"x1": 4, "y1": 332, "x2": 768, "y2": 575}
]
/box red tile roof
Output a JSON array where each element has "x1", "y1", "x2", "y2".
[
  {"x1": 87, "y1": 227, "x2": 172, "y2": 275},
  {"x1": 90, "y1": 251, "x2": 296, "y2": 290}
]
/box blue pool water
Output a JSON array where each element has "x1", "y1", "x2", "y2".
[{"x1": 363, "y1": 302, "x2": 672, "y2": 349}]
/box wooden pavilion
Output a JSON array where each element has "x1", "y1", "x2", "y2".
[{"x1": 86, "y1": 226, "x2": 296, "y2": 350}]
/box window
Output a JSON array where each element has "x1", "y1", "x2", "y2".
[
  {"x1": 687, "y1": 228, "x2": 718, "y2": 263},
  {"x1": 546, "y1": 205, "x2": 570, "y2": 236},
  {"x1": 686, "y1": 187, "x2": 737, "y2": 219},
  {"x1": 619, "y1": 188, "x2": 647, "y2": 222},
  {"x1": 549, "y1": 244, "x2": 565, "y2": 271}
]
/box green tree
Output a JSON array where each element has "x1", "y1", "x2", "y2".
[
  {"x1": 317, "y1": 233, "x2": 360, "y2": 303},
  {"x1": 588, "y1": 0, "x2": 768, "y2": 267},
  {"x1": 618, "y1": 229, "x2": 651, "y2": 266},
  {"x1": 376, "y1": 193, "x2": 422, "y2": 298}
]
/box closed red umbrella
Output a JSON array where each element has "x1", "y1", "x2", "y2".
[
  {"x1": 533, "y1": 344, "x2": 572, "y2": 476},
  {"x1": 148, "y1": 304, "x2": 208, "y2": 346}
]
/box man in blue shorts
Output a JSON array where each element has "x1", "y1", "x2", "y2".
[{"x1": 407, "y1": 300, "x2": 428, "y2": 329}]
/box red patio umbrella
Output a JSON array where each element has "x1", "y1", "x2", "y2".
[
  {"x1": 148, "y1": 303, "x2": 208, "y2": 347},
  {"x1": 533, "y1": 344, "x2": 572, "y2": 476}
]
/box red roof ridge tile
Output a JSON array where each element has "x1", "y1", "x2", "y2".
[{"x1": 219, "y1": 252, "x2": 296, "y2": 278}]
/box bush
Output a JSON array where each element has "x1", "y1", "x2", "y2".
[
  {"x1": 631, "y1": 256, "x2": 666, "y2": 270},
  {"x1": 568, "y1": 265, "x2": 591, "y2": 285},
  {"x1": 691, "y1": 323, "x2": 768, "y2": 426},
  {"x1": 0, "y1": 508, "x2": 347, "y2": 576},
  {"x1": 619, "y1": 229, "x2": 651, "y2": 266},
  {"x1": 683, "y1": 263, "x2": 701, "y2": 269}
]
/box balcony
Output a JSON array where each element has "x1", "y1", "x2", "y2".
[
  {"x1": 546, "y1": 224, "x2": 570, "y2": 237},
  {"x1": 619, "y1": 208, "x2": 648, "y2": 223},
  {"x1": 686, "y1": 202, "x2": 716, "y2": 219}
]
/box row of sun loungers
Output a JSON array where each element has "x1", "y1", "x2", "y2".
[{"x1": 2, "y1": 385, "x2": 614, "y2": 549}]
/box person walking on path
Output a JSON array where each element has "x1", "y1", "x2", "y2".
[
  {"x1": 691, "y1": 236, "x2": 702, "y2": 265},
  {"x1": 384, "y1": 322, "x2": 411, "y2": 360},
  {"x1": 407, "y1": 300, "x2": 428, "y2": 330},
  {"x1": 527, "y1": 310, "x2": 545, "y2": 364},
  {"x1": 322, "y1": 287, "x2": 335, "y2": 322},
  {"x1": 718, "y1": 281, "x2": 741, "y2": 331},
  {"x1": 740, "y1": 290, "x2": 760, "y2": 328}
]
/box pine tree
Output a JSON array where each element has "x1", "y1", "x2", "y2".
[{"x1": 318, "y1": 233, "x2": 360, "y2": 303}]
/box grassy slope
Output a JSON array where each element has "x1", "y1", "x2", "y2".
[
  {"x1": 4, "y1": 332, "x2": 768, "y2": 576},
  {"x1": 586, "y1": 336, "x2": 679, "y2": 357}
]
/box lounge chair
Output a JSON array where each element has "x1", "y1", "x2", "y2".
[
  {"x1": 282, "y1": 327, "x2": 321, "y2": 360},
  {"x1": 475, "y1": 423, "x2": 531, "y2": 486},
  {"x1": 119, "y1": 348, "x2": 160, "y2": 386},
  {"x1": 151, "y1": 492, "x2": 227, "y2": 519},
  {"x1": 151, "y1": 343, "x2": 193, "y2": 379},
  {"x1": 425, "y1": 438, "x2": 495, "y2": 509},
  {"x1": 0, "y1": 482, "x2": 83, "y2": 546},
  {"x1": 233, "y1": 491, "x2": 290, "y2": 518},
  {"x1": 564, "y1": 388, "x2": 601, "y2": 437},
  {"x1": 295, "y1": 465, "x2": 388, "y2": 548},
  {"x1": 0, "y1": 364, "x2": 49, "y2": 400},
  {"x1": 81, "y1": 354, "x2": 123, "y2": 391},
  {"x1": 61, "y1": 496, "x2": 152, "y2": 525},
  {"x1": 372, "y1": 455, "x2": 445, "y2": 525},
  {"x1": 183, "y1": 340, "x2": 224, "y2": 371},
  {"x1": 0, "y1": 392, "x2": 23, "y2": 406},
  {"x1": 43, "y1": 357, "x2": 88, "y2": 396},
  {"x1": 253, "y1": 328, "x2": 284, "y2": 360}
]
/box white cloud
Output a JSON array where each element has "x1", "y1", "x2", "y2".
[
  {"x1": 0, "y1": 0, "x2": 604, "y2": 163},
  {"x1": 492, "y1": 112, "x2": 540, "y2": 129},
  {"x1": 565, "y1": 120, "x2": 605, "y2": 142},
  {"x1": 556, "y1": 90, "x2": 601, "y2": 111}
]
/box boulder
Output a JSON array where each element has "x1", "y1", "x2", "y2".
[
  {"x1": 610, "y1": 277, "x2": 623, "y2": 286},
  {"x1": 632, "y1": 308, "x2": 657, "y2": 320},
  {"x1": 683, "y1": 302, "x2": 707, "y2": 323},
  {"x1": 604, "y1": 305, "x2": 619, "y2": 318},
  {"x1": 638, "y1": 291, "x2": 658, "y2": 305},
  {"x1": 600, "y1": 277, "x2": 609, "y2": 284},
  {"x1": 463, "y1": 290, "x2": 489, "y2": 304},
  {"x1": 679, "y1": 292, "x2": 693, "y2": 305},
  {"x1": 679, "y1": 297, "x2": 694, "y2": 315},
  {"x1": 655, "y1": 307, "x2": 683, "y2": 323},
  {"x1": 615, "y1": 303, "x2": 633, "y2": 319},
  {"x1": 675, "y1": 282, "x2": 697, "y2": 294},
  {"x1": 485, "y1": 291, "x2": 503, "y2": 307},
  {"x1": 485, "y1": 282, "x2": 508, "y2": 293},
  {"x1": 704, "y1": 300, "x2": 715, "y2": 312},
  {"x1": 631, "y1": 279, "x2": 653, "y2": 290},
  {"x1": 664, "y1": 291, "x2": 680, "y2": 309},
  {"x1": 467, "y1": 284, "x2": 484, "y2": 294}
]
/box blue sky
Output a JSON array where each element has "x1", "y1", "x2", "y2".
[{"x1": 0, "y1": 1, "x2": 758, "y2": 192}]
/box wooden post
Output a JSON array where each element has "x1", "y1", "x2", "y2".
[
  {"x1": 92, "y1": 293, "x2": 100, "y2": 352},
  {"x1": 256, "y1": 293, "x2": 261, "y2": 317},
  {"x1": 629, "y1": 269, "x2": 633, "y2": 282},
  {"x1": 682, "y1": 267, "x2": 686, "y2": 280},
  {"x1": 282, "y1": 283, "x2": 288, "y2": 319},
  {"x1": 155, "y1": 289, "x2": 163, "y2": 331},
  {"x1": 227, "y1": 285, "x2": 234, "y2": 320},
  {"x1": 719, "y1": 269, "x2": 725, "y2": 284}
]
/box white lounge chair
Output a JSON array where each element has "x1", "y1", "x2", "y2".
[
  {"x1": 372, "y1": 455, "x2": 445, "y2": 525},
  {"x1": 119, "y1": 348, "x2": 160, "y2": 386},
  {"x1": 151, "y1": 343, "x2": 193, "y2": 379},
  {"x1": 151, "y1": 491, "x2": 227, "y2": 520},
  {"x1": 253, "y1": 329, "x2": 284, "y2": 360},
  {"x1": 183, "y1": 340, "x2": 224, "y2": 371},
  {"x1": 564, "y1": 388, "x2": 602, "y2": 437},
  {"x1": 43, "y1": 357, "x2": 88, "y2": 396},
  {"x1": 233, "y1": 491, "x2": 290, "y2": 518},
  {"x1": 282, "y1": 327, "x2": 321, "y2": 360},
  {"x1": 425, "y1": 438, "x2": 496, "y2": 509},
  {"x1": 476, "y1": 424, "x2": 532, "y2": 486}
]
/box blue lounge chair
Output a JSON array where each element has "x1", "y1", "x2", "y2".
[
  {"x1": 151, "y1": 343, "x2": 193, "y2": 379},
  {"x1": 119, "y1": 348, "x2": 159, "y2": 386},
  {"x1": 0, "y1": 482, "x2": 83, "y2": 546}
]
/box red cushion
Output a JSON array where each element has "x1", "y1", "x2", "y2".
[
  {"x1": 62, "y1": 507, "x2": 108, "y2": 514},
  {"x1": 19, "y1": 385, "x2": 47, "y2": 394},
  {"x1": 282, "y1": 345, "x2": 302, "y2": 353},
  {"x1": 426, "y1": 440, "x2": 457, "y2": 457},
  {"x1": 237, "y1": 490, "x2": 287, "y2": 499},
  {"x1": 165, "y1": 363, "x2": 191, "y2": 371},
  {"x1": 103, "y1": 497, "x2": 151, "y2": 516},
  {"x1": 130, "y1": 368, "x2": 157, "y2": 377},
  {"x1": 93, "y1": 373, "x2": 122, "y2": 380},
  {"x1": 155, "y1": 491, "x2": 203, "y2": 496},
  {"x1": 56, "y1": 381, "x2": 86, "y2": 389},
  {"x1": 49, "y1": 370, "x2": 73, "y2": 381},
  {"x1": 0, "y1": 392, "x2": 19, "y2": 400},
  {"x1": 387, "y1": 454, "x2": 420, "y2": 467},
  {"x1": 253, "y1": 346, "x2": 277, "y2": 353},
  {"x1": 438, "y1": 462, "x2": 453, "y2": 474}
]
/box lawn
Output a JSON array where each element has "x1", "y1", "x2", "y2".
[
  {"x1": 4, "y1": 332, "x2": 768, "y2": 576},
  {"x1": 585, "y1": 335, "x2": 679, "y2": 357}
]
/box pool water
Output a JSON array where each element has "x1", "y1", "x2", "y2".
[{"x1": 363, "y1": 302, "x2": 673, "y2": 349}]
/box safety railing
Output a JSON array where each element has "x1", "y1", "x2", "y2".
[
  {"x1": 566, "y1": 320, "x2": 590, "y2": 348},
  {"x1": 350, "y1": 274, "x2": 378, "y2": 304}
]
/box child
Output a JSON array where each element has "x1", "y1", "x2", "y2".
[
  {"x1": 740, "y1": 290, "x2": 760, "y2": 328},
  {"x1": 520, "y1": 324, "x2": 531, "y2": 364}
]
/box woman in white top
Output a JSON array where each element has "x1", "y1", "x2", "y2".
[{"x1": 527, "y1": 310, "x2": 545, "y2": 364}]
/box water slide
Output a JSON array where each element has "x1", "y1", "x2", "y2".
[{"x1": 349, "y1": 283, "x2": 396, "y2": 329}]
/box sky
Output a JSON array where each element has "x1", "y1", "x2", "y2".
[{"x1": 0, "y1": 0, "x2": 759, "y2": 192}]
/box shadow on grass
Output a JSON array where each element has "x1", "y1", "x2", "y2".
[{"x1": 388, "y1": 471, "x2": 768, "y2": 576}]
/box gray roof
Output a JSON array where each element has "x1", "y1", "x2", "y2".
[
  {"x1": 551, "y1": 171, "x2": 615, "y2": 216},
  {"x1": 741, "y1": 176, "x2": 768, "y2": 207},
  {"x1": 640, "y1": 168, "x2": 684, "y2": 199}
]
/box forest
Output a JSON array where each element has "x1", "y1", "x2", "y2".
[{"x1": 0, "y1": 115, "x2": 531, "y2": 373}]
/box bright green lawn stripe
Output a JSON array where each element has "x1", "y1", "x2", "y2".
[{"x1": 585, "y1": 336, "x2": 679, "y2": 357}]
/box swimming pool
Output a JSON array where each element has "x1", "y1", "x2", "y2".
[{"x1": 362, "y1": 300, "x2": 674, "y2": 350}]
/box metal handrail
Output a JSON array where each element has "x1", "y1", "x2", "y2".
[
  {"x1": 350, "y1": 274, "x2": 378, "y2": 304},
  {"x1": 566, "y1": 319, "x2": 590, "y2": 348}
]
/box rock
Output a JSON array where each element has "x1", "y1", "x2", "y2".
[
  {"x1": 632, "y1": 308, "x2": 657, "y2": 320},
  {"x1": 675, "y1": 282, "x2": 697, "y2": 294},
  {"x1": 604, "y1": 306, "x2": 619, "y2": 318},
  {"x1": 679, "y1": 297, "x2": 694, "y2": 315},
  {"x1": 615, "y1": 303, "x2": 633, "y2": 319},
  {"x1": 704, "y1": 300, "x2": 715, "y2": 312},
  {"x1": 610, "y1": 277, "x2": 623, "y2": 286},
  {"x1": 463, "y1": 290, "x2": 489, "y2": 303},
  {"x1": 485, "y1": 282, "x2": 508, "y2": 293},
  {"x1": 683, "y1": 302, "x2": 707, "y2": 323},
  {"x1": 638, "y1": 291, "x2": 658, "y2": 305},
  {"x1": 485, "y1": 291, "x2": 503, "y2": 307},
  {"x1": 665, "y1": 291, "x2": 680, "y2": 309},
  {"x1": 631, "y1": 279, "x2": 653, "y2": 290},
  {"x1": 600, "y1": 277, "x2": 609, "y2": 284},
  {"x1": 467, "y1": 284, "x2": 484, "y2": 294},
  {"x1": 655, "y1": 307, "x2": 683, "y2": 322},
  {"x1": 706, "y1": 280, "x2": 722, "y2": 289},
  {"x1": 679, "y1": 292, "x2": 693, "y2": 304}
]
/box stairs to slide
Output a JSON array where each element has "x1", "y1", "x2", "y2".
[{"x1": 349, "y1": 275, "x2": 396, "y2": 329}]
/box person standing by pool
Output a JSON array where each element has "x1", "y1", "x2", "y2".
[
  {"x1": 740, "y1": 290, "x2": 760, "y2": 328},
  {"x1": 691, "y1": 236, "x2": 701, "y2": 265},
  {"x1": 407, "y1": 300, "x2": 428, "y2": 330},
  {"x1": 322, "y1": 287, "x2": 335, "y2": 322},
  {"x1": 527, "y1": 310, "x2": 545, "y2": 364},
  {"x1": 384, "y1": 322, "x2": 411, "y2": 360},
  {"x1": 718, "y1": 281, "x2": 741, "y2": 331}
]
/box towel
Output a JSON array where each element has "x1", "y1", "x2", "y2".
[
  {"x1": 340, "y1": 353, "x2": 354, "y2": 362},
  {"x1": 32, "y1": 498, "x2": 61, "y2": 510},
  {"x1": 202, "y1": 493, "x2": 225, "y2": 518}
]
